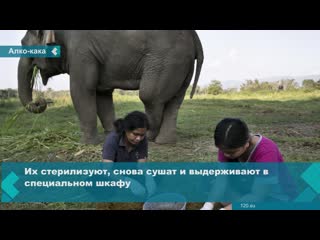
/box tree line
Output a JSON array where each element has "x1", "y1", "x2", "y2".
[
  {"x1": 191, "y1": 78, "x2": 320, "y2": 95},
  {"x1": 1, "y1": 78, "x2": 320, "y2": 99}
]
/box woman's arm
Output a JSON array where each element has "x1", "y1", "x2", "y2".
[
  {"x1": 102, "y1": 159, "x2": 114, "y2": 163},
  {"x1": 137, "y1": 158, "x2": 147, "y2": 163}
]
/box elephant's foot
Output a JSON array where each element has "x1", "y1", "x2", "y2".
[
  {"x1": 155, "y1": 133, "x2": 177, "y2": 145},
  {"x1": 104, "y1": 129, "x2": 112, "y2": 138},
  {"x1": 146, "y1": 130, "x2": 157, "y2": 142},
  {"x1": 80, "y1": 125, "x2": 102, "y2": 145},
  {"x1": 81, "y1": 134, "x2": 101, "y2": 145}
]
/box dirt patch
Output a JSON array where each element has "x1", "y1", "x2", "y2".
[
  {"x1": 261, "y1": 109, "x2": 275, "y2": 114},
  {"x1": 260, "y1": 123, "x2": 320, "y2": 138},
  {"x1": 301, "y1": 141, "x2": 320, "y2": 147}
]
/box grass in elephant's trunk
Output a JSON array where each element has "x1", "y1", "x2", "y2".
[{"x1": 28, "y1": 66, "x2": 48, "y2": 113}]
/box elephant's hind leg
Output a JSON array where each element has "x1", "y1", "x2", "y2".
[
  {"x1": 143, "y1": 102, "x2": 165, "y2": 142},
  {"x1": 155, "y1": 65, "x2": 194, "y2": 144},
  {"x1": 155, "y1": 89, "x2": 186, "y2": 144}
]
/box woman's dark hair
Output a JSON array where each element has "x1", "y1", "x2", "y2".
[
  {"x1": 214, "y1": 118, "x2": 250, "y2": 149},
  {"x1": 113, "y1": 111, "x2": 150, "y2": 134}
]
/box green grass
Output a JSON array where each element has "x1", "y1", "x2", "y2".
[{"x1": 1, "y1": 89, "x2": 320, "y2": 209}]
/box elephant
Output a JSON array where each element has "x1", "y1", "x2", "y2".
[{"x1": 18, "y1": 30, "x2": 204, "y2": 144}]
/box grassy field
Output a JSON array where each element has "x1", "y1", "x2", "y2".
[{"x1": 1, "y1": 89, "x2": 320, "y2": 210}]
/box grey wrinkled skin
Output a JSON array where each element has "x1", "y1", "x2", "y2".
[{"x1": 18, "y1": 30, "x2": 204, "y2": 145}]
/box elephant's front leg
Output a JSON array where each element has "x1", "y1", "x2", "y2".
[
  {"x1": 70, "y1": 66, "x2": 100, "y2": 145},
  {"x1": 96, "y1": 90, "x2": 115, "y2": 136}
]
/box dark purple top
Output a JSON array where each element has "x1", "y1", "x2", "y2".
[{"x1": 102, "y1": 131, "x2": 148, "y2": 162}]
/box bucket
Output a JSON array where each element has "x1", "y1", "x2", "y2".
[{"x1": 143, "y1": 193, "x2": 187, "y2": 210}]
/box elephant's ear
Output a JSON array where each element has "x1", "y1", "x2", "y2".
[
  {"x1": 32, "y1": 30, "x2": 44, "y2": 41},
  {"x1": 28, "y1": 30, "x2": 55, "y2": 45},
  {"x1": 44, "y1": 30, "x2": 56, "y2": 45}
]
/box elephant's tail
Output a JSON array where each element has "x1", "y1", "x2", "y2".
[{"x1": 190, "y1": 30, "x2": 204, "y2": 99}]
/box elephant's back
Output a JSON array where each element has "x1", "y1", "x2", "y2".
[
  {"x1": 68, "y1": 30, "x2": 196, "y2": 74},
  {"x1": 88, "y1": 30, "x2": 195, "y2": 54}
]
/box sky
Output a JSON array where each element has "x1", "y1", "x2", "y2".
[{"x1": 1, "y1": 30, "x2": 320, "y2": 90}]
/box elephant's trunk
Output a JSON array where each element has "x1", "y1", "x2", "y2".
[{"x1": 18, "y1": 58, "x2": 47, "y2": 114}]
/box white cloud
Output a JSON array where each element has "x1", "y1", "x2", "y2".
[
  {"x1": 228, "y1": 48, "x2": 239, "y2": 62},
  {"x1": 208, "y1": 59, "x2": 222, "y2": 68}
]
